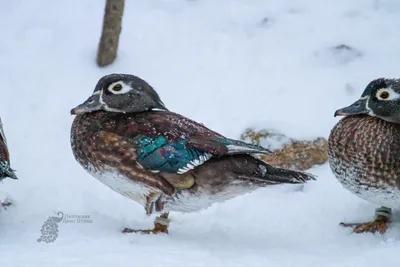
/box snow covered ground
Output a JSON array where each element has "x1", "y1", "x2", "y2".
[{"x1": 0, "y1": 0, "x2": 400, "y2": 266}]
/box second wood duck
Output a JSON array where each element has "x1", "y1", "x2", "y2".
[
  {"x1": 329, "y1": 78, "x2": 400, "y2": 234},
  {"x1": 70, "y1": 74, "x2": 315, "y2": 234}
]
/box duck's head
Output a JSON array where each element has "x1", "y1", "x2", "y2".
[
  {"x1": 335, "y1": 78, "x2": 400, "y2": 124},
  {"x1": 71, "y1": 74, "x2": 168, "y2": 115}
]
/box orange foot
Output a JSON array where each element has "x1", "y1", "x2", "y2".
[
  {"x1": 123, "y1": 213, "x2": 170, "y2": 235},
  {"x1": 340, "y1": 215, "x2": 390, "y2": 234}
]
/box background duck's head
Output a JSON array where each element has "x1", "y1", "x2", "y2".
[
  {"x1": 71, "y1": 74, "x2": 168, "y2": 115},
  {"x1": 334, "y1": 78, "x2": 400, "y2": 124}
]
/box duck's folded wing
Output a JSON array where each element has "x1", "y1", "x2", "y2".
[{"x1": 113, "y1": 111, "x2": 270, "y2": 174}]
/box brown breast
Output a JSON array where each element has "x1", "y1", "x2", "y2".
[{"x1": 328, "y1": 115, "x2": 400, "y2": 189}]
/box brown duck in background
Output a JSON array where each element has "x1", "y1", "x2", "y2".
[
  {"x1": 328, "y1": 78, "x2": 400, "y2": 234},
  {"x1": 70, "y1": 73, "x2": 316, "y2": 234},
  {"x1": 0, "y1": 118, "x2": 17, "y2": 181}
]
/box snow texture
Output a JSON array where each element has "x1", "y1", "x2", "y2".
[{"x1": 1, "y1": 0, "x2": 400, "y2": 266}]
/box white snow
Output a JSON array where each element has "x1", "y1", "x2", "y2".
[{"x1": 1, "y1": 0, "x2": 400, "y2": 266}]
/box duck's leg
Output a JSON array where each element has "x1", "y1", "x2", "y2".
[
  {"x1": 123, "y1": 193, "x2": 170, "y2": 234},
  {"x1": 123, "y1": 212, "x2": 170, "y2": 234},
  {"x1": 340, "y1": 207, "x2": 391, "y2": 234}
]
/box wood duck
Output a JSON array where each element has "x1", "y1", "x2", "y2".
[
  {"x1": 328, "y1": 78, "x2": 400, "y2": 234},
  {"x1": 70, "y1": 74, "x2": 315, "y2": 234},
  {"x1": 0, "y1": 118, "x2": 17, "y2": 181}
]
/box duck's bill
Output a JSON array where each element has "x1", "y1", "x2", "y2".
[
  {"x1": 334, "y1": 98, "x2": 369, "y2": 117},
  {"x1": 70, "y1": 94, "x2": 103, "y2": 115}
]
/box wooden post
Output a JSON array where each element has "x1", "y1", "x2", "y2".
[{"x1": 97, "y1": 0, "x2": 125, "y2": 67}]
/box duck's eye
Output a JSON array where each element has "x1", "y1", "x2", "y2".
[
  {"x1": 378, "y1": 90, "x2": 390, "y2": 100},
  {"x1": 112, "y1": 84, "x2": 123, "y2": 92},
  {"x1": 107, "y1": 82, "x2": 133, "y2": 94}
]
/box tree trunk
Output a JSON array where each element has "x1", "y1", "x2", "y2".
[{"x1": 97, "y1": 0, "x2": 125, "y2": 67}]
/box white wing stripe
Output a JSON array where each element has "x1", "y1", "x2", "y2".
[{"x1": 177, "y1": 153, "x2": 212, "y2": 174}]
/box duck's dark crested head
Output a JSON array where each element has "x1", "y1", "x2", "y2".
[
  {"x1": 71, "y1": 74, "x2": 168, "y2": 115},
  {"x1": 334, "y1": 78, "x2": 400, "y2": 124}
]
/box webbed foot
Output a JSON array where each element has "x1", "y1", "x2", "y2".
[
  {"x1": 123, "y1": 213, "x2": 170, "y2": 235},
  {"x1": 340, "y1": 207, "x2": 391, "y2": 234}
]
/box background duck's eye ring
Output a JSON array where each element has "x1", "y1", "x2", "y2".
[
  {"x1": 379, "y1": 90, "x2": 390, "y2": 100},
  {"x1": 112, "y1": 84, "x2": 123, "y2": 92}
]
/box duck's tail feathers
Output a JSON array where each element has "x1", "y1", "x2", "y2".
[
  {"x1": 0, "y1": 162, "x2": 17, "y2": 180},
  {"x1": 256, "y1": 160, "x2": 316, "y2": 184}
]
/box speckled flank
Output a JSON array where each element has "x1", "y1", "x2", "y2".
[
  {"x1": 328, "y1": 115, "x2": 400, "y2": 208},
  {"x1": 70, "y1": 111, "x2": 175, "y2": 196},
  {"x1": 86, "y1": 164, "x2": 153, "y2": 207}
]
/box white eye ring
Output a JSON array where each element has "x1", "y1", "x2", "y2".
[
  {"x1": 376, "y1": 88, "x2": 400, "y2": 101},
  {"x1": 107, "y1": 81, "x2": 133, "y2": 95}
]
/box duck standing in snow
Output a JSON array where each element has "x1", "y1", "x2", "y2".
[
  {"x1": 329, "y1": 78, "x2": 400, "y2": 234},
  {"x1": 0, "y1": 118, "x2": 17, "y2": 181},
  {"x1": 70, "y1": 74, "x2": 315, "y2": 234}
]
